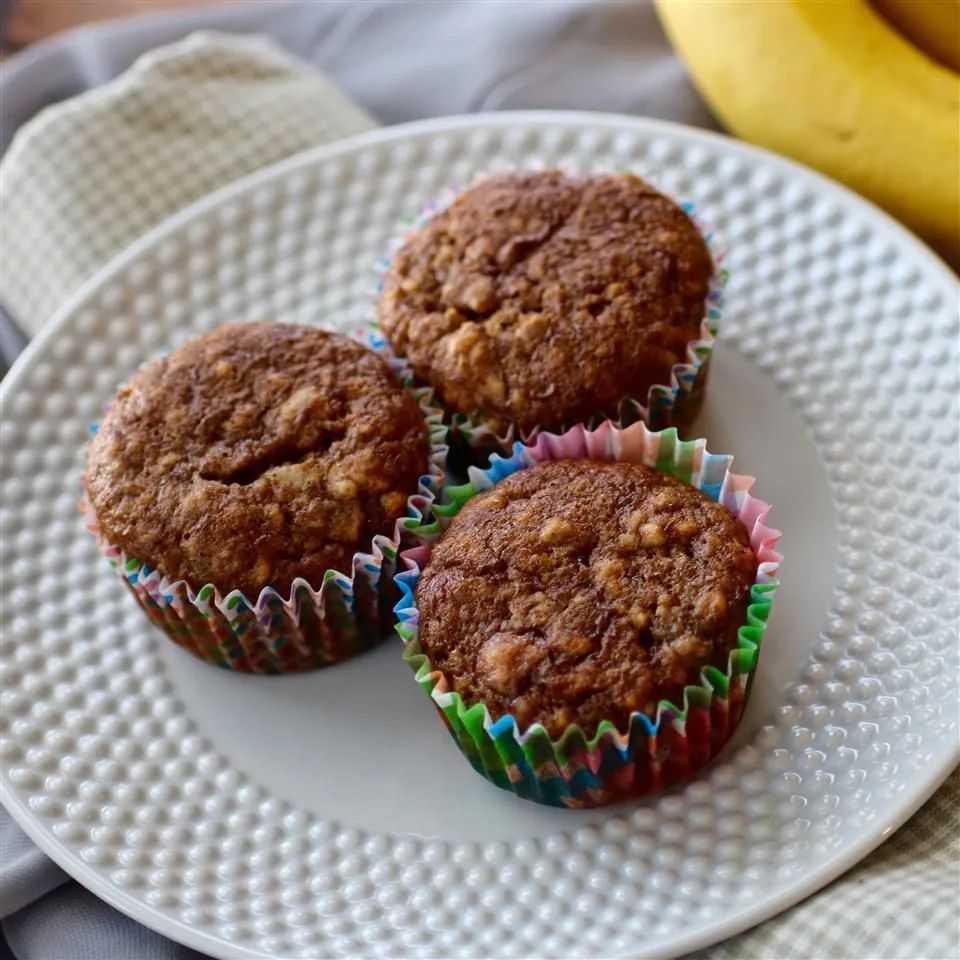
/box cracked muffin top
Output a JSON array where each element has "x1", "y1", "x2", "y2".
[
  {"x1": 85, "y1": 323, "x2": 428, "y2": 599},
  {"x1": 378, "y1": 171, "x2": 713, "y2": 433},
  {"x1": 414, "y1": 460, "x2": 755, "y2": 738}
]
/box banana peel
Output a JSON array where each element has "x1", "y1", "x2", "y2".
[
  {"x1": 872, "y1": 0, "x2": 960, "y2": 73},
  {"x1": 655, "y1": 0, "x2": 960, "y2": 270}
]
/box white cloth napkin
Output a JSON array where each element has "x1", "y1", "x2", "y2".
[{"x1": 0, "y1": 15, "x2": 956, "y2": 960}]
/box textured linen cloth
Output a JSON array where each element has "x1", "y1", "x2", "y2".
[
  {"x1": 0, "y1": 30, "x2": 375, "y2": 336},
  {"x1": 0, "y1": 3, "x2": 957, "y2": 959}
]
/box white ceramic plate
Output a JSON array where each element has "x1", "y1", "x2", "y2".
[{"x1": 1, "y1": 113, "x2": 957, "y2": 960}]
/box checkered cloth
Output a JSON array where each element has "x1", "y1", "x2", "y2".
[
  {"x1": 0, "y1": 25, "x2": 957, "y2": 960},
  {"x1": 696, "y1": 767, "x2": 959, "y2": 960},
  {"x1": 0, "y1": 31, "x2": 374, "y2": 335}
]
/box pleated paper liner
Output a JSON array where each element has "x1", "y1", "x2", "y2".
[
  {"x1": 395, "y1": 421, "x2": 781, "y2": 807},
  {"x1": 369, "y1": 174, "x2": 727, "y2": 465},
  {"x1": 82, "y1": 378, "x2": 449, "y2": 675}
]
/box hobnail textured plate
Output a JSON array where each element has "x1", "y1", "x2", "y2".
[{"x1": 1, "y1": 113, "x2": 957, "y2": 960}]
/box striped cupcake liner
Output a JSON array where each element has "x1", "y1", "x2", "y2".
[
  {"x1": 370, "y1": 174, "x2": 727, "y2": 463},
  {"x1": 394, "y1": 421, "x2": 781, "y2": 808},
  {"x1": 83, "y1": 378, "x2": 449, "y2": 675}
]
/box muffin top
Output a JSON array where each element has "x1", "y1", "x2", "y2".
[
  {"x1": 378, "y1": 171, "x2": 713, "y2": 433},
  {"x1": 86, "y1": 323, "x2": 428, "y2": 598},
  {"x1": 415, "y1": 460, "x2": 755, "y2": 737}
]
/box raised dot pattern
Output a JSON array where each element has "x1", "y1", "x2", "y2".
[{"x1": 0, "y1": 120, "x2": 957, "y2": 959}]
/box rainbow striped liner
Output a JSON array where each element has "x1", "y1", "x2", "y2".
[
  {"x1": 82, "y1": 380, "x2": 448, "y2": 675},
  {"x1": 370, "y1": 175, "x2": 727, "y2": 460},
  {"x1": 394, "y1": 421, "x2": 781, "y2": 808}
]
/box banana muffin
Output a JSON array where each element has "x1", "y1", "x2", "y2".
[
  {"x1": 378, "y1": 171, "x2": 713, "y2": 434},
  {"x1": 414, "y1": 459, "x2": 756, "y2": 737},
  {"x1": 86, "y1": 322, "x2": 429, "y2": 599}
]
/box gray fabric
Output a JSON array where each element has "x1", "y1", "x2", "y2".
[
  {"x1": 3, "y1": 884, "x2": 205, "y2": 960},
  {"x1": 0, "y1": 0, "x2": 716, "y2": 150},
  {"x1": 0, "y1": 814, "x2": 67, "y2": 919}
]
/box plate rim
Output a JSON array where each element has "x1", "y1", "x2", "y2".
[
  {"x1": 3, "y1": 109, "x2": 957, "y2": 405},
  {"x1": 1, "y1": 109, "x2": 958, "y2": 960}
]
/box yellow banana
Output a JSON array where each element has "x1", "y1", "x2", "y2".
[
  {"x1": 654, "y1": 0, "x2": 960, "y2": 269},
  {"x1": 872, "y1": 0, "x2": 960, "y2": 73}
]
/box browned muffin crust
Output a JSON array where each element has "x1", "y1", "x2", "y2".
[
  {"x1": 86, "y1": 323, "x2": 428, "y2": 598},
  {"x1": 415, "y1": 460, "x2": 755, "y2": 737},
  {"x1": 378, "y1": 171, "x2": 713, "y2": 433}
]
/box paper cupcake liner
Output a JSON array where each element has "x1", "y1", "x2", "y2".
[
  {"x1": 369, "y1": 175, "x2": 727, "y2": 464},
  {"x1": 394, "y1": 421, "x2": 781, "y2": 808},
  {"x1": 83, "y1": 377, "x2": 449, "y2": 675}
]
